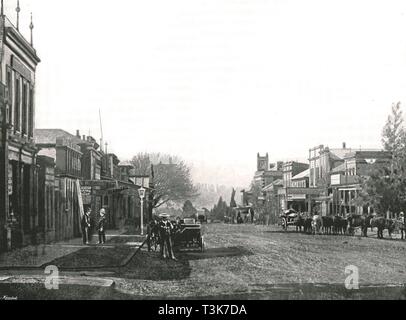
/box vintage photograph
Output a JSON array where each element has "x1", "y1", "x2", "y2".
[{"x1": 0, "y1": 0, "x2": 406, "y2": 302}]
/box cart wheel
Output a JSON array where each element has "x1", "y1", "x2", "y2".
[{"x1": 281, "y1": 218, "x2": 287, "y2": 231}]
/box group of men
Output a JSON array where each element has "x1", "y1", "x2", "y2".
[
  {"x1": 80, "y1": 207, "x2": 107, "y2": 245},
  {"x1": 149, "y1": 213, "x2": 178, "y2": 261}
]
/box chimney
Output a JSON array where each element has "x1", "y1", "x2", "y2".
[
  {"x1": 343, "y1": 142, "x2": 346, "y2": 149},
  {"x1": 76, "y1": 130, "x2": 80, "y2": 138},
  {"x1": 82, "y1": 135, "x2": 86, "y2": 141}
]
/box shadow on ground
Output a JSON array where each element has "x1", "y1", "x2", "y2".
[
  {"x1": 44, "y1": 236, "x2": 143, "y2": 269},
  {"x1": 109, "y1": 246, "x2": 253, "y2": 281},
  {"x1": 48, "y1": 246, "x2": 133, "y2": 269}
]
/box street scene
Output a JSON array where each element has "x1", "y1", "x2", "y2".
[{"x1": 1, "y1": 0, "x2": 406, "y2": 301}]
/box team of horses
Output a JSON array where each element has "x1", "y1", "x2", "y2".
[{"x1": 291, "y1": 213, "x2": 406, "y2": 240}]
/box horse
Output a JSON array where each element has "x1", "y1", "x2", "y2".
[
  {"x1": 293, "y1": 213, "x2": 306, "y2": 232},
  {"x1": 370, "y1": 216, "x2": 396, "y2": 239},
  {"x1": 332, "y1": 215, "x2": 347, "y2": 235},
  {"x1": 347, "y1": 214, "x2": 372, "y2": 237},
  {"x1": 303, "y1": 215, "x2": 313, "y2": 234},
  {"x1": 321, "y1": 216, "x2": 333, "y2": 235},
  {"x1": 147, "y1": 219, "x2": 161, "y2": 251}
]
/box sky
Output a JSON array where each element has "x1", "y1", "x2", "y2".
[{"x1": 5, "y1": 0, "x2": 406, "y2": 187}]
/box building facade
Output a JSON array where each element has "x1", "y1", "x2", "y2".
[
  {"x1": 35, "y1": 128, "x2": 144, "y2": 240},
  {"x1": 330, "y1": 150, "x2": 391, "y2": 216},
  {"x1": 0, "y1": 12, "x2": 41, "y2": 251}
]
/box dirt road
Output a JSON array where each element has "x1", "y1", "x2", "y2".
[
  {"x1": 1, "y1": 223, "x2": 405, "y2": 299},
  {"x1": 111, "y1": 223, "x2": 406, "y2": 299}
]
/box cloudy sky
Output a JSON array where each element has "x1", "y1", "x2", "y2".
[{"x1": 6, "y1": 0, "x2": 406, "y2": 187}]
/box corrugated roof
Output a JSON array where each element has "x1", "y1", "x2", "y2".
[{"x1": 291, "y1": 168, "x2": 309, "y2": 180}]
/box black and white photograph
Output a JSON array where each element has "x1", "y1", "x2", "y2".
[{"x1": 0, "y1": 0, "x2": 406, "y2": 308}]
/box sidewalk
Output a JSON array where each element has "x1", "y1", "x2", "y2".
[{"x1": 0, "y1": 229, "x2": 145, "y2": 269}]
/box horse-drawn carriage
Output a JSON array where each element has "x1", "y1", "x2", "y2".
[
  {"x1": 173, "y1": 218, "x2": 205, "y2": 252},
  {"x1": 279, "y1": 209, "x2": 299, "y2": 231},
  {"x1": 147, "y1": 217, "x2": 205, "y2": 252}
]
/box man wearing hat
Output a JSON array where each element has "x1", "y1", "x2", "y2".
[
  {"x1": 81, "y1": 207, "x2": 92, "y2": 245},
  {"x1": 158, "y1": 213, "x2": 177, "y2": 260},
  {"x1": 97, "y1": 208, "x2": 107, "y2": 244}
]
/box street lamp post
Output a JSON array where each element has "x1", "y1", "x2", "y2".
[{"x1": 138, "y1": 187, "x2": 146, "y2": 235}]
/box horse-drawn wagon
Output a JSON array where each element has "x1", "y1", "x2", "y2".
[{"x1": 279, "y1": 209, "x2": 299, "y2": 231}]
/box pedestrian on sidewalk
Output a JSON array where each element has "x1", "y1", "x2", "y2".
[
  {"x1": 97, "y1": 208, "x2": 107, "y2": 244},
  {"x1": 81, "y1": 207, "x2": 92, "y2": 245}
]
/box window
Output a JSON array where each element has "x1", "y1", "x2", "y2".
[
  {"x1": 22, "y1": 81, "x2": 27, "y2": 135},
  {"x1": 28, "y1": 87, "x2": 34, "y2": 137},
  {"x1": 14, "y1": 75, "x2": 20, "y2": 132},
  {"x1": 6, "y1": 67, "x2": 12, "y2": 125}
]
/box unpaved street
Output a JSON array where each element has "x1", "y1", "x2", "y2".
[
  {"x1": 111, "y1": 223, "x2": 406, "y2": 299},
  {"x1": 1, "y1": 223, "x2": 406, "y2": 299}
]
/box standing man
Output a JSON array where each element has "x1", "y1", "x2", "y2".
[
  {"x1": 399, "y1": 212, "x2": 405, "y2": 240},
  {"x1": 97, "y1": 208, "x2": 107, "y2": 244},
  {"x1": 158, "y1": 213, "x2": 177, "y2": 260},
  {"x1": 81, "y1": 207, "x2": 92, "y2": 245}
]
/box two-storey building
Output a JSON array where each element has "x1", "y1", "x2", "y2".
[{"x1": 0, "y1": 11, "x2": 41, "y2": 250}]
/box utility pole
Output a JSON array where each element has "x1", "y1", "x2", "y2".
[{"x1": 138, "y1": 187, "x2": 146, "y2": 235}]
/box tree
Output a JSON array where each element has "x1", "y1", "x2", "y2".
[
  {"x1": 230, "y1": 188, "x2": 237, "y2": 208},
  {"x1": 211, "y1": 196, "x2": 228, "y2": 221},
  {"x1": 182, "y1": 200, "x2": 197, "y2": 217},
  {"x1": 359, "y1": 102, "x2": 406, "y2": 216},
  {"x1": 382, "y1": 102, "x2": 406, "y2": 174},
  {"x1": 130, "y1": 153, "x2": 198, "y2": 209}
]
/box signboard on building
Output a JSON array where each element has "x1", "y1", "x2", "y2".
[
  {"x1": 135, "y1": 176, "x2": 149, "y2": 188},
  {"x1": 81, "y1": 186, "x2": 91, "y2": 196},
  {"x1": 80, "y1": 186, "x2": 92, "y2": 205},
  {"x1": 291, "y1": 194, "x2": 306, "y2": 200}
]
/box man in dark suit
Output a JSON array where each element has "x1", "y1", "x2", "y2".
[
  {"x1": 81, "y1": 208, "x2": 92, "y2": 245},
  {"x1": 97, "y1": 208, "x2": 107, "y2": 244},
  {"x1": 158, "y1": 213, "x2": 177, "y2": 260}
]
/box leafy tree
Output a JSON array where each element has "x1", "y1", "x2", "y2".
[
  {"x1": 130, "y1": 152, "x2": 198, "y2": 209},
  {"x1": 382, "y1": 102, "x2": 406, "y2": 174},
  {"x1": 359, "y1": 102, "x2": 406, "y2": 216},
  {"x1": 182, "y1": 200, "x2": 197, "y2": 217}
]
